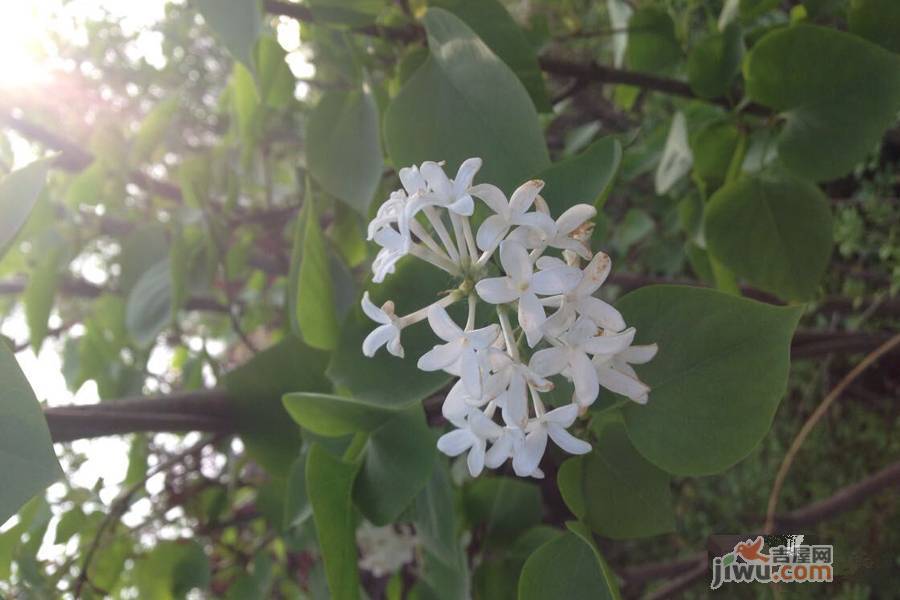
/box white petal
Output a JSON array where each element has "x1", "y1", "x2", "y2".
[
  {"x1": 542, "y1": 403, "x2": 579, "y2": 427},
  {"x1": 475, "y1": 277, "x2": 520, "y2": 304},
  {"x1": 468, "y1": 409, "x2": 503, "y2": 439},
  {"x1": 506, "y1": 225, "x2": 545, "y2": 249},
  {"x1": 421, "y1": 161, "x2": 452, "y2": 198},
  {"x1": 447, "y1": 193, "x2": 474, "y2": 216},
  {"x1": 399, "y1": 166, "x2": 426, "y2": 195},
  {"x1": 427, "y1": 304, "x2": 463, "y2": 342},
  {"x1": 513, "y1": 211, "x2": 556, "y2": 236},
  {"x1": 437, "y1": 428, "x2": 475, "y2": 457},
  {"x1": 578, "y1": 297, "x2": 626, "y2": 332},
  {"x1": 542, "y1": 304, "x2": 576, "y2": 338},
  {"x1": 529, "y1": 347, "x2": 568, "y2": 377},
  {"x1": 476, "y1": 214, "x2": 510, "y2": 252},
  {"x1": 518, "y1": 291, "x2": 546, "y2": 347},
  {"x1": 362, "y1": 325, "x2": 396, "y2": 357},
  {"x1": 513, "y1": 428, "x2": 547, "y2": 476},
  {"x1": 571, "y1": 351, "x2": 600, "y2": 406},
  {"x1": 386, "y1": 335, "x2": 405, "y2": 358},
  {"x1": 466, "y1": 324, "x2": 500, "y2": 349},
  {"x1": 548, "y1": 424, "x2": 592, "y2": 455},
  {"x1": 582, "y1": 328, "x2": 636, "y2": 355},
  {"x1": 556, "y1": 203, "x2": 596, "y2": 235},
  {"x1": 508, "y1": 179, "x2": 544, "y2": 215},
  {"x1": 499, "y1": 240, "x2": 533, "y2": 286},
  {"x1": 501, "y1": 373, "x2": 528, "y2": 428},
  {"x1": 442, "y1": 380, "x2": 470, "y2": 424},
  {"x1": 535, "y1": 256, "x2": 567, "y2": 270},
  {"x1": 552, "y1": 235, "x2": 592, "y2": 260},
  {"x1": 596, "y1": 364, "x2": 650, "y2": 400},
  {"x1": 467, "y1": 439, "x2": 486, "y2": 477},
  {"x1": 470, "y1": 183, "x2": 509, "y2": 215},
  {"x1": 453, "y1": 158, "x2": 482, "y2": 194},
  {"x1": 484, "y1": 431, "x2": 515, "y2": 468},
  {"x1": 417, "y1": 340, "x2": 463, "y2": 372},
  {"x1": 360, "y1": 291, "x2": 390, "y2": 324},
  {"x1": 460, "y1": 347, "x2": 483, "y2": 398},
  {"x1": 577, "y1": 252, "x2": 612, "y2": 295},
  {"x1": 531, "y1": 266, "x2": 582, "y2": 295},
  {"x1": 373, "y1": 227, "x2": 406, "y2": 251},
  {"x1": 622, "y1": 343, "x2": 658, "y2": 364}
]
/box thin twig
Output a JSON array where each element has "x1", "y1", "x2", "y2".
[{"x1": 764, "y1": 332, "x2": 900, "y2": 533}]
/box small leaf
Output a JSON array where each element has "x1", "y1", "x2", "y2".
[
  {"x1": 705, "y1": 172, "x2": 833, "y2": 301},
  {"x1": 283, "y1": 392, "x2": 397, "y2": 437},
  {"x1": 617, "y1": 285, "x2": 803, "y2": 475},
  {"x1": 195, "y1": 0, "x2": 261, "y2": 70},
  {"x1": 306, "y1": 443, "x2": 361, "y2": 600},
  {"x1": 293, "y1": 194, "x2": 340, "y2": 350},
  {"x1": 687, "y1": 23, "x2": 744, "y2": 99},
  {"x1": 0, "y1": 158, "x2": 53, "y2": 260},
  {"x1": 463, "y1": 477, "x2": 543, "y2": 545},
  {"x1": 626, "y1": 7, "x2": 682, "y2": 75},
  {"x1": 131, "y1": 97, "x2": 179, "y2": 165},
  {"x1": 25, "y1": 246, "x2": 63, "y2": 352},
  {"x1": 125, "y1": 260, "x2": 173, "y2": 348},
  {"x1": 133, "y1": 539, "x2": 210, "y2": 599},
  {"x1": 745, "y1": 24, "x2": 900, "y2": 181},
  {"x1": 384, "y1": 8, "x2": 549, "y2": 193},
  {"x1": 307, "y1": 88, "x2": 383, "y2": 214},
  {"x1": 518, "y1": 531, "x2": 618, "y2": 600},
  {"x1": 0, "y1": 343, "x2": 62, "y2": 524},
  {"x1": 537, "y1": 137, "x2": 622, "y2": 214}
]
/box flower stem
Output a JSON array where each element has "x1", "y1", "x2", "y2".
[
  {"x1": 397, "y1": 290, "x2": 462, "y2": 328},
  {"x1": 496, "y1": 305, "x2": 520, "y2": 362}
]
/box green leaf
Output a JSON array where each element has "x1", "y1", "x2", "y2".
[
  {"x1": 384, "y1": 8, "x2": 549, "y2": 192},
  {"x1": 230, "y1": 62, "x2": 261, "y2": 145},
  {"x1": 225, "y1": 337, "x2": 332, "y2": 479},
  {"x1": 125, "y1": 259, "x2": 173, "y2": 348},
  {"x1": 537, "y1": 137, "x2": 622, "y2": 214},
  {"x1": 687, "y1": 22, "x2": 743, "y2": 99},
  {"x1": 283, "y1": 392, "x2": 396, "y2": 437},
  {"x1": 306, "y1": 443, "x2": 361, "y2": 600},
  {"x1": 256, "y1": 36, "x2": 295, "y2": 108},
  {"x1": 431, "y1": 0, "x2": 551, "y2": 111},
  {"x1": 307, "y1": 88, "x2": 383, "y2": 214},
  {"x1": 118, "y1": 224, "x2": 168, "y2": 294},
  {"x1": 0, "y1": 343, "x2": 62, "y2": 524},
  {"x1": 625, "y1": 8, "x2": 682, "y2": 75},
  {"x1": 518, "y1": 531, "x2": 618, "y2": 600},
  {"x1": 705, "y1": 173, "x2": 833, "y2": 301},
  {"x1": 463, "y1": 477, "x2": 542, "y2": 545},
  {"x1": 690, "y1": 120, "x2": 741, "y2": 189},
  {"x1": 744, "y1": 24, "x2": 900, "y2": 181},
  {"x1": 25, "y1": 246, "x2": 63, "y2": 351},
  {"x1": 414, "y1": 460, "x2": 459, "y2": 566},
  {"x1": 195, "y1": 0, "x2": 261, "y2": 70},
  {"x1": 0, "y1": 158, "x2": 52, "y2": 260},
  {"x1": 617, "y1": 285, "x2": 802, "y2": 475},
  {"x1": 328, "y1": 258, "x2": 456, "y2": 408},
  {"x1": 133, "y1": 539, "x2": 210, "y2": 600},
  {"x1": 558, "y1": 422, "x2": 675, "y2": 539},
  {"x1": 283, "y1": 454, "x2": 311, "y2": 529},
  {"x1": 292, "y1": 194, "x2": 340, "y2": 350},
  {"x1": 353, "y1": 406, "x2": 437, "y2": 525},
  {"x1": 849, "y1": 0, "x2": 900, "y2": 54},
  {"x1": 132, "y1": 97, "x2": 179, "y2": 165}
]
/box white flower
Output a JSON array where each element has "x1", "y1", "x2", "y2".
[
  {"x1": 357, "y1": 522, "x2": 417, "y2": 577},
  {"x1": 515, "y1": 404, "x2": 591, "y2": 475},
  {"x1": 540, "y1": 252, "x2": 626, "y2": 336},
  {"x1": 370, "y1": 229, "x2": 408, "y2": 283},
  {"x1": 593, "y1": 342, "x2": 658, "y2": 404},
  {"x1": 472, "y1": 180, "x2": 555, "y2": 253},
  {"x1": 531, "y1": 318, "x2": 636, "y2": 407},
  {"x1": 486, "y1": 351, "x2": 553, "y2": 428},
  {"x1": 441, "y1": 378, "x2": 489, "y2": 424},
  {"x1": 417, "y1": 304, "x2": 500, "y2": 397},
  {"x1": 360, "y1": 292, "x2": 404, "y2": 358},
  {"x1": 405, "y1": 158, "x2": 482, "y2": 218},
  {"x1": 475, "y1": 240, "x2": 581, "y2": 347},
  {"x1": 437, "y1": 407, "x2": 503, "y2": 477},
  {"x1": 509, "y1": 203, "x2": 597, "y2": 259}
]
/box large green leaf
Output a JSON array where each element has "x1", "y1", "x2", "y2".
[
  {"x1": 353, "y1": 407, "x2": 437, "y2": 525},
  {"x1": 518, "y1": 531, "x2": 617, "y2": 600},
  {"x1": 617, "y1": 285, "x2": 802, "y2": 475},
  {"x1": 536, "y1": 137, "x2": 622, "y2": 214},
  {"x1": 283, "y1": 392, "x2": 397, "y2": 437},
  {"x1": 687, "y1": 22, "x2": 743, "y2": 99},
  {"x1": 133, "y1": 539, "x2": 210, "y2": 600},
  {"x1": 292, "y1": 195, "x2": 340, "y2": 349},
  {"x1": 224, "y1": 337, "x2": 332, "y2": 479},
  {"x1": 328, "y1": 258, "x2": 456, "y2": 408},
  {"x1": 431, "y1": 0, "x2": 550, "y2": 111},
  {"x1": 745, "y1": 24, "x2": 900, "y2": 181},
  {"x1": 558, "y1": 422, "x2": 674, "y2": 539},
  {"x1": 463, "y1": 477, "x2": 543, "y2": 545},
  {"x1": 306, "y1": 443, "x2": 361, "y2": 600},
  {"x1": 125, "y1": 259, "x2": 173, "y2": 348},
  {"x1": 307, "y1": 88, "x2": 383, "y2": 214},
  {"x1": 625, "y1": 8, "x2": 682, "y2": 75},
  {"x1": 0, "y1": 158, "x2": 52, "y2": 260},
  {"x1": 849, "y1": 0, "x2": 900, "y2": 54},
  {"x1": 705, "y1": 172, "x2": 833, "y2": 301},
  {"x1": 0, "y1": 343, "x2": 62, "y2": 524},
  {"x1": 384, "y1": 8, "x2": 549, "y2": 192},
  {"x1": 195, "y1": 0, "x2": 261, "y2": 70}
]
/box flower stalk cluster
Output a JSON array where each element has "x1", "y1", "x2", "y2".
[{"x1": 362, "y1": 158, "x2": 657, "y2": 478}]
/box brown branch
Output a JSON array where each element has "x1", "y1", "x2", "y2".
[{"x1": 45, "y1": 390, "x2": 237, "y2": 443}]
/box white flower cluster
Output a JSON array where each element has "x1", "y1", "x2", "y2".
[{"x1": 362, "y1": 158, "x2": 657, "y2": 478}]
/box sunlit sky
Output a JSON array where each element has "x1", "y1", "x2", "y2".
[{"x1": 1, "y1": 0, "x2": 298, "y2": 538}]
